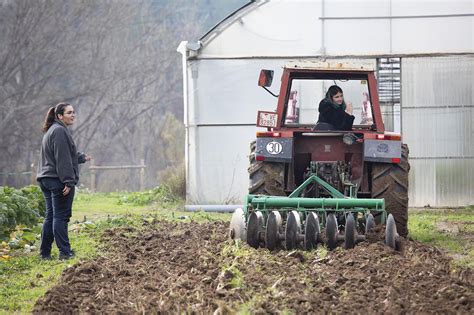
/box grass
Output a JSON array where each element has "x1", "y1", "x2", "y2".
[
  {"x1": 0, "y1": 228, "x2": 99, "y2": 312},
  {"x1": 408, "y1": 207, "x2": 474, "y2": 268},
  {"x1": 72, "y1": 191, "x2": 149, "y2": 221},
  {"x1": 72, "y1": 190, "x2": 230, "y2": 222}
]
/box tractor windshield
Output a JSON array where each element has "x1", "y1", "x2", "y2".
[{"x1": 284, "y1": 78, "x2": 373, "y2": 128}]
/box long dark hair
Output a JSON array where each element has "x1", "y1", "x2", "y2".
[
  {"x1": 325, "y1": 85, "x2": 346, "y2": 110},
  {"x1": 42, "y1": 103, "x2": 70, "y2": 132},
  {"x1": 325, "y1": 85, "x2": 343, "y2": 100}
]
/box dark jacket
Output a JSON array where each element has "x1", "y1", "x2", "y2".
[
  {"x1": 317, "y1": 98, "x2": 355, "y2": 131},
  {"x1": 37, "y1": 120, "x2": 86, "y2": 187}
]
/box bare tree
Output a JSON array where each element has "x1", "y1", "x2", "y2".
[{"x1": 0, "y1": 0, "x2": 246, "y2": 190}]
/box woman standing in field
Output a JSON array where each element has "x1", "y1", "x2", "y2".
[{"x1": 36, "y1": 103, "x2": 91, "y2": 260}]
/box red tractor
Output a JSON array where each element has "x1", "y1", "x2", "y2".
[{"x1": 230, "y1": 62, "x2": 409, "y2": 251}]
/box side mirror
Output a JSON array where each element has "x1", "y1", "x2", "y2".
[{"x1": 258, "y1": 70, "x2": 274, "y2": 87}]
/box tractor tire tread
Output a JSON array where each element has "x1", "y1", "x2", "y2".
[
  {"x1": 372, "y1": 143, "x2": 410, "y2": 237},
  {"x1": 248, "y1": 141, "x2": 286, "y2": 196}
]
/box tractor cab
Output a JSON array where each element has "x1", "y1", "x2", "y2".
[{"x1": 257, "y1": 62, "x2": 384, "y2": 133}]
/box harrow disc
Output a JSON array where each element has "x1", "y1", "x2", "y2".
[
  {"x1": 229, "y1": 208, "x2": 246, "y2": 240},
  {"x1": 385, "y1": 213, "x2": 399, "y2": 250},
  {"x1": 344, "y1": 213, "x2": 356, "y2": 249},
  {"x1": 326, "y1": 213, "x2": 338, "y2": 250},
  {"x1": 285, "y1": 211, "x2": 301, "y2": 250},
  {"x1": 266, "y1": 211, "x2": 282, "y2": 250},
  {"x1": 247, "y1": 211, "x2": 264, "y2": 249},
  {"x1": 365, "y1": 213, "x2": 375, "y2": 234},
  {"x1": 304, "y1": 212, "x2": 320, "y2": 250}
]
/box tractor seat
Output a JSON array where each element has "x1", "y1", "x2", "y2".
[{"x1": 313, "y1": 122, "x2": 336, "y2": 131}]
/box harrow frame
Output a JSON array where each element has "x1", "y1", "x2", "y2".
[{"x1": 229, "y1": 173, "x2": 402, "y2": 251}]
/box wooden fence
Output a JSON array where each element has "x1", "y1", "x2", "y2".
[
  {"x1": 1, "y1": 160, "x2": 147, "y2": 192},
  {"x1": 0, "y1": 164, "x2": 36, "y2": 187},
  {"x1": 89, "y1": 159, "x2": 146, "y2": 192}
]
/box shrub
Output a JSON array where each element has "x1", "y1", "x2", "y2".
[{"x1": 158, "y1": 163, "x2": 186, "y2": 200}]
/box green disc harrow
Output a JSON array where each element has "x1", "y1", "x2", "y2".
[{"x1": 229, "y1": 174, "x2": 400, "y2": 250}]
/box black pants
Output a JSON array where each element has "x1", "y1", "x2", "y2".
[{"x1": 38, "y1": 178, "x2": 75, "y2": 257}]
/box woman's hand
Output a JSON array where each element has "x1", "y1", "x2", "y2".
[
  {"x1": 63, "y1": 185, "x2": 71, "y2": 196},
  {"x1": 84, "y1": 154, "x2": 92, "y2": 162},
  {"x1": 346, "y1": 101, "x2": 353, "y2": 115}
]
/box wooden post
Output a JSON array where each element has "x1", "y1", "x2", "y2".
[
  {"x1": 30, "y1": 162, "x2": 36, "y2": 185},
  {"x1": 90, "y1": 160, "x2": 96, "y2": 192},
  {"x1": 139, "y1": 159, "x2": 145, "y2": 191}
]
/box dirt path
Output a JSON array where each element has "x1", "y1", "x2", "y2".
[{"x1": 34, "y1": 220, "x2": 473, "y2": 314}]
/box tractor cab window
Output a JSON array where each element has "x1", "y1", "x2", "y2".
[{"x1": 284, "y1": 78, "x2": 373, "y2": 128}]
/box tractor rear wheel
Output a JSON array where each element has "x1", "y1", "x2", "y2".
[
  {"x1": 372, "y1": 144, "x2": 410, "y2": 237},
  {"x1": 248, "y1": 141, "x2": 286, "y2": 195}
]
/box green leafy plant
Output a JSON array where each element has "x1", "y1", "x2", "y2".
[
  {"x1": 20, "y1": 185, "x2": 45, "y2": 217},
  {"x1": 0, "y1": 186, "x2": 43, "y2": 240}
]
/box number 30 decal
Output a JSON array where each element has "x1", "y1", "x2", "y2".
[{"x1": 266, "y1": 141, "x2": 283, "y2": 155}]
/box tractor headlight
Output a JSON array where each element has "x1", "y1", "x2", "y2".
[{"x1": 343, "y1": 133, "x2": 357, "y2": 145}]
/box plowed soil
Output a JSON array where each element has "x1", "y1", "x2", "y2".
[{"x1": 34, "y1": 220, "x2": 473, "y2": 314}]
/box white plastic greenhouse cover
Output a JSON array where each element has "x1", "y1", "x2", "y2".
[
  {"x1": 199, "y1": 0, "x2": 472, "y2": 58},
  {"x1": 402, "y1": 55, "x2": 474, "y2": 207},
  {"x1": 178, "y1": 0, "x2": 474, "y2": 206}
]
